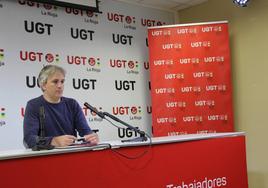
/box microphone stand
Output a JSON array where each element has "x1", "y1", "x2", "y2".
[{"x1": 84, "y1": 103, "x2": 148, "y2": 143}]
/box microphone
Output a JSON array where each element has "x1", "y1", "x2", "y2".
[
  {"x1": 84, "y1": 102, "x2": 105, "y2": 119},
  {"x1": 84, "y1": 102, "x2": 148, "y2": 142},
  {"x1": 39, "y1": 106, "x2": 45, "y2": 138},
  {"x1": 32, "y1": 106, "x2": 54, "y2": 151}
]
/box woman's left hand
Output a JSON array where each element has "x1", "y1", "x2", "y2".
[{"x1": 84, "y1": 133, "x2": 99, "y2": 145}]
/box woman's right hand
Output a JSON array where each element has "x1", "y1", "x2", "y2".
[{"x1": 51, "y1": 135, "x2": 76, "y2": 147}]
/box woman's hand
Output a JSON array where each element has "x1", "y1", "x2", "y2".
[{"x1": 51, "y1": 135, "x2": 76, "y2": 147}]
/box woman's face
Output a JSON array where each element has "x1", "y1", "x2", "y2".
[{"x1": 42, "y1": 71, "x2": 65, "y2": 103}]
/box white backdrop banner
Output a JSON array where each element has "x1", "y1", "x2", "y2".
[{"x1": 0, "y1": 0, "x2": 174, "y2": 150}]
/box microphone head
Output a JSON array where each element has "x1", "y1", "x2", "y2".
[
  {"x1": 84, "y1": 102, "x2": 105, "y2": 119},
  {"x1": 84, "y1": 102, "x2": 90, "y2": 107}
]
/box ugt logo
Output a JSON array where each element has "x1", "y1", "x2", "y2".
[
  {"x1": 20, "y1": 50, "x2": 59, "y2": 64},
  {"x1": 26, "y1": 76, "x2": 40, "y2": 88},
  {"x1": 118, "y1": 127, "x2": 139, "y2": 138},
  {"x1": 141, "y1": 18, "x2": 165, "y2": 27},
  {"x1": 112, "y1": 33, "x2": 133, "y2": 45},
  {"x1": 18, "y1": 0, "x2": 56, "y2": 10},
  {"x1": 109, "y1": 59, "x2": 138, "y2": 70},
  {"x1": 107, "y1": 12, "x2": 136, "y2": 24},
  {"x1": 24, "y1": 20, "x2": 53, "y2": 35},
  {"x1": 115, "y1": 80, "x2": 136, "y2": 91},
  {"x1": 112, "y1": 106, "x2": 141, "y2": 115},
  {"x1": 65, "y1": 7, "x2": 95, "y2": 17},
  {"x1": 70, "y1": 28, "x2": 95, "y2": 40},
  {"x1": 73, "y1": 78, "x2": 97, "y2": 90},
  {"x1": 67, "y1": 55, "x2": 100, "y2": 67}
]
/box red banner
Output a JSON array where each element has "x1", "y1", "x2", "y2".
[
  {"x1": 148, "y1": 21, "x2": 234, "y2": 137},
  {"x1": 0, "y1": 135, "x2": 248, "y2": 188}
]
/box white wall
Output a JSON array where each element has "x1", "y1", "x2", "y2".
[{"x1": 0, "y1": 0, "x2": 174, "y2": 150}]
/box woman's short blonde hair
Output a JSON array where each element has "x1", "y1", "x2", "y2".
[{"x1": 38, "y1": 65, "x2": 66, "y2": 91}]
